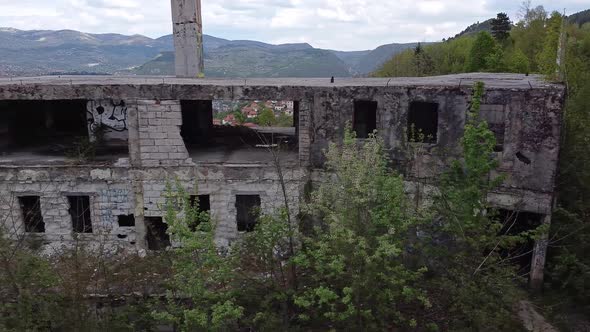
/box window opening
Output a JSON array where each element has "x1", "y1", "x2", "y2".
[
  {"x1": 19, "y1": 196, "x2": 45, "y2": 233},
  {"x1": 407, "y1": 101, "x2": 438, "y2": 143},
  {"x1": 236, "y1": 195, "x2": 261, "y2": 232},
  {"x1": 145, "y1": 217, "x2": 170, "y2": 250},
  {"x1": 68, "y1": 196, "x2": 92, "y2": 233},
  {"x1": 353, "y1": 100, "x2": 377, "y2": 138}
]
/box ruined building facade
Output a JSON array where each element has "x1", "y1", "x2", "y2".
[{"x1": 0, "y1": 74, "x2": 565, "y2": 287}]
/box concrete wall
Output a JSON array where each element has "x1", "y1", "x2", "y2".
[
  {"x1": 0, "y1": 75, "x2": 566, "y2": 253},
  {"x1": 0, "y1": 167, "x2": 135, "y2": 252},
  {"x1": 86, "y1": 100, "x2": 129, "y2": 147},
  {"x1": 171, "y1": 0, "x2": 204, "y2": 77}
]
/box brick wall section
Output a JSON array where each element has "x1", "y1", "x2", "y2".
[
  {"x1": 0, "y1": 167, "x2": 136, "y2": 253},
  {"x1": 136, "y1": 100, "x2": 192, "y2": 167}
]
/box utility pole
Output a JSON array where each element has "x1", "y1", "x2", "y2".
[{"x1": 171, "y1": 0, "x2": 205, "y2": 78}]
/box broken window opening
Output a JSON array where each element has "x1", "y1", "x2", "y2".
[
  {"x1": 407, "y1": 101, "x2": 438, "y2": 144},
  {"x1": 188, "y1": 195, "x2": 211, "y2": 231},
  {"x1": 190, "y1": 195, "x2": 211, "y2": 213},
  {"x1": 181, "y1": 100, "x2": 299, "y2": 164},
  {"x1": 488, "y1": 124, "x2": 505, "y2": 152},
  {"x1": 18, "y1": 196, "x2": 45, "y2": 233},
  {"x1": 236, "y1": 195, "x2": 261, "y2": 232},
  {"x1": 479, "y1": 106, "x2": 505, "y2": 152},
  {"x1": 497, "y1": 209, "x2": 543, "y2": 277},
  {"x1": 117, "y1": 214, "x2": 135, "y2": 227},
  {"x1": 353, "y1": 100, "x2": 377, "y2": 139},
  {"x1": 68, "y1": 196, "x2": 92, "y2": 233},
  {"x1": 145, "y1": 217, "x2": 170, "y2": 250},
  {"x1": 0, "y1": 100, "x2": 127, "y2": 163}
]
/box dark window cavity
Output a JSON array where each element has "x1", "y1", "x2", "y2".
[
  {"x1": 479, "y1": 105, "x2": 505, "y2": 152},
  {"x1": 407, "y1": 101, "x2": 439, "y2": 143},
  {"x1": 0, "y1": 100, "x2": 87, "y2": 151},
  {"x1": 180, "y1": 100, "x2": 213, "y2": 144},
  {"x1": 117, "y1": 214, "x2": 135, "y2": 227},
  {"x1": 18, "y1": 196, "x2": 45, "y2": 233},
  {"x1": 497, "y1": 210, "x2": 543, "y2": 274},
  {"x1": 68, "y1": 196, "x2": 92, "y2": 233},
  {"x1": 188, "y1": 195, "x2": 211, "y2": 231},
  {"x1": 145, "y1": 217, "x2": 171, "y2": 250},
  {"x1": 190, "y1": 195, "x2": 211, "y2": 213},
  {"x1": 353, "y1": 100, "x2": 377, "y2": 139},
  {"x1": 236, "y1": 195, "x2": 261, "y2": 232}
]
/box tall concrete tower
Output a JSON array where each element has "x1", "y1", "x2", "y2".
[{"x1": 171, "y1": 0, "x2": 204, "y2": 78}]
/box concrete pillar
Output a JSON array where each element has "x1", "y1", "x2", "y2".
[
  {"x1": 529, "y1": 214, "x2": 551, "y2": 290},
  {"x1": 127, "y1": 103, "x2": 147, "y2": 249},
  {"x1": 171, "y1": 0, "x2": 204, "y2": 78}
]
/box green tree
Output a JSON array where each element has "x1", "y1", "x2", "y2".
[
  {"x1": 372, "y1": 48, "x2": 417, "y2": 77},
  {"x1": 257, "y1": 108, "x2": 276, "y2": 126},
  {"x1": 467, "y1": 31, "x2": 498, "y2": 71},
  {"x1": 276, "y1": 113, "x2": 294, "y2": 127},
  {"x1": 294, "y1": 129, "x2": 428, "y2": 330},
  {"x1": 413, "y1": 42, "x2": 435, "y2": 76},
  {"x1": 491, "y1": 12, "x2": 512, "y2": 42},
  {"x1": 422, "y1": 82, "x2": 529, "y2": 330},
  {"x1": 485, "y1": 44, "x2": 507, "y2": 72},
  {"x1": 545, "y1": 22, "x2": 590, "y2": 320},
  {"x1": 153, "y1": 181, "x2": 243, "y2": 331},
  {"x1": 0, "y1": 230, "x2": 59, "y2": 331},
  {"x1": 231, "y1": 210, "x2": 299, "y2": 330},
  {"x1": 537, "y1": 11, "x2": 563, "y2": 78},
  {"x1": 512, "y1": 4, "x2": 548, "y2": 72},
  {"x1": 506, "y1": 48, "x2": 530, "y2": 73},
  {"x1": 233, "y1": 111, "x2": 246, "y2": 125}
]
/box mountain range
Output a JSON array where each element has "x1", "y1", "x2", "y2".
[{"x1": 0, "y1": 28, "x2": 418, "y2": 77}]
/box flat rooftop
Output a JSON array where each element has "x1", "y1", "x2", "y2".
[{"x1": 0, "y1": 73, "x2": 562, "y2": 90}]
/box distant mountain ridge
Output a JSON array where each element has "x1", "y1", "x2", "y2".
[
  {"x1": 0, "y1": 28, "x2": 417, "y2": 77},
  {"x1": 568, "y1": 9, "x2": 590, "y2": 26}
]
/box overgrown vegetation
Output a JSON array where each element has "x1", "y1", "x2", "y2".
[
  {"x1": 373, "y1": 3, "x2": 568, "y2": 78},
  {"x1": 0, "y1": 227, "x2": 170, "y2": 331},
  {"x1": 2, "y1": 1, "x2": 589, "y2": 330},
  {"x1": 1, "y1": 81, "x2": 540, "y2": 330},
  {"x1": 374, "y1": 2, "x2": 590, "y2": 326}
]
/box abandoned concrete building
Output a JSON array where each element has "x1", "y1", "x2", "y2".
[
  {"x1": 0, "y1": 0, "x2": 566, "y2": 289},
  {"x1": 0, "y1": 74, "x2": 565, "y2": 287}
]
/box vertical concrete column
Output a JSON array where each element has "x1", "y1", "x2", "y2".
[
  {"x1": 298, "y1": 98, "x2": 313, "y2": 167},
  {"x1": 171, "y1": 0, "x2": 204, "y2": 78},
  {"x1": 127, "y1": 103, "x2": 147, "y2": 249},
  {"x1": 530, "y1": 214, "x2": 552, "y2": 290}
]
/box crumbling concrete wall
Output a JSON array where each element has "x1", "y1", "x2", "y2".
[
  {"x1": 0, "y1": 75, "x2": 566, "y2": 255},
  {"x1": 138, "y1": 165, "x2": 304, "y2": 246},
  {"x1": 0, "y1": 166, "x2": 136, "y2": 253},
  {"x1": 308, "y1": 85, "x2": 564, "y2": 215}
]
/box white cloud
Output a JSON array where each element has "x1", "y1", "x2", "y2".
[{"x1": 0, "y1": 0, "x2": 587, "y2": 50}]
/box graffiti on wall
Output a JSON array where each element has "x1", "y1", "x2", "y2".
[
  {"x1": 86, "y1": 100, "x2": 129, "y2": 144},
  {"x1": 98, "y1": 188, "x2": 131, "y2": 225},
  {"x1": 87, "y1": 100, "x2": 128, "y2": 133}
]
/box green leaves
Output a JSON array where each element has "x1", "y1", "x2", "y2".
[
  {"x1": 296, "y1": 126, "x2": 427, "y2": 330},
  {"x1": 156, "y1": 180, "x2": 243, "y2": 331}
]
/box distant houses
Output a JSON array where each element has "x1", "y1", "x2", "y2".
[
  {"x1": 215, "y1": 100, "x2": 295, "y2": 127},
  {"x1": 222, "y1": 114, "x2": 236, "y2": 126}
]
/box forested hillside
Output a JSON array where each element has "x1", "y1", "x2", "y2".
[{"x1": 375, "y1": 6, "x2": 590, "y2": 327}]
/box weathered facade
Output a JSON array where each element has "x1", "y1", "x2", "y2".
[{"x1": 0, "y1": 74, "x2": 565, "y2": 286}]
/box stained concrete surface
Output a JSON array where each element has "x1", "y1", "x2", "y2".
[{"x1": 0, "y1": 73, "x2": 562, "y2": 90}]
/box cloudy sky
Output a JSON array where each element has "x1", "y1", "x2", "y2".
[{"x1": 0, "y1": 0, "x2": 587, "y2": 50}]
